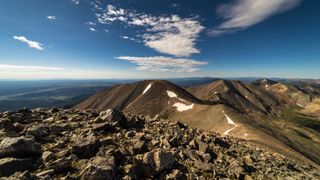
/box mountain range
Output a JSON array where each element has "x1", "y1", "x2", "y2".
[{"x1": 75, "y1": 78, "x2": 320, "y2": 168}]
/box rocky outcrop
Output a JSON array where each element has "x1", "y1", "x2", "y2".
[{"x1": 0, "y1": 108, "x2": 319, "y2": 179}]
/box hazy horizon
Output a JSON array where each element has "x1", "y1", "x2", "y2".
[{"x1": 1, "y1": 0, "x2": 320, "y2": 79}]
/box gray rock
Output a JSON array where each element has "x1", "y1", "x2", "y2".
[
  {"x1": 128, "y1": 140, "x2": 146, "y2": 155},
  {"x1": 99, "y1": 109, "x2": 127, "y2": 128},
  {"x1": 47, "y1": 157, "x2": 72, "y2": 173},
  {"x1": 72, "y1": 133, "x2": 101, "y2": 159},
  {"x1": 80, "y1": 156, "x2": 116, "y2": 180},
  {"x1": 143, "y1": 149, "x2": 175, "y2": 174},
  {"x1": 0, "y1": 137, "x2": 42, "y2": 158},
  {"x1": 27, "y1": 125, "x2": 49, "y2": 138}
]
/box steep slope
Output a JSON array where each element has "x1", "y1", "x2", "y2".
[
  {"x1": 75, "y1": 80, "x2": 203, "y2": 116},
  {"x1": 254, "y1": 79, "x2": 312, "y2": 107},
  {"x1": 187, "y1": 80, "x2": 288, "y2": 115},
  {"x1": 0, "y1": 108, "x2": 319, "y2": 179}
]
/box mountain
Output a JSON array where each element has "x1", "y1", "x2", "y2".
[
  {"x1": 253, "y1": 79, "x2": 312, "y2": 107},
  {"x1": 187, "y1": 80, "x2": 289, "y2": 115},
  {"x1": 75, "y1": 79, "x2": 320, "y2": 167},
  {"x1": 0, "y1": 108, "x2": 319, "y2": 178},
  {"x1": 75, "y1": 80, "x2": 204, "y2": 116}
]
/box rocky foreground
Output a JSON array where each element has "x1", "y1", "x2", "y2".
[{"x1": 0, "y1": 108, "x2": 319, "y2": 179}]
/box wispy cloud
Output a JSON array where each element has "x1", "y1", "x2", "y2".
[
  {"x1": 13, "y1": 36, "x2": 44, "y2": 50},
  {"x1": 0, "y1": 64, "x2": 133, "y2": 79},
  {"x1": 86, "y1": 21, "x2": 96, "y2": 26},
  {"x1": 120, "y1": 36, "x2": 140, "y2": 43},
  {"x1": 47, "y1": 16, "x2": 56, "y2": 20},
  {"x1": 209, "y1": 0, "x2": 301, "y2": 36},
  {"x1": 89, "y1": 27, "x2": 96, "y2": 32},
  {"x1": 0, "y1": 64, "x2": 64, "y2": 71},
  {"x1": 116, "y1": 56, "x2": 207, "y2": 72},
  {"x1": 95, "y1": 5, "x2": 204, "y2": 57},
  {"x1": 71, "y1": 0, "x2": 80, "y2": 5}
]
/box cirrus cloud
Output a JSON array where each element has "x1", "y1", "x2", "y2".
[
  {"x1": 13, "y1": 36, "x2": 44, "y2": 50},
  {"x1": 209, "y1": 0, "x2": 302, "y2": 36},
  {"x1": 116, "y1": 56, "x2": 207, "y2": 72}
]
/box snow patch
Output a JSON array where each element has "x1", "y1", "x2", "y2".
[
  {"x1": 224, "y1": 112, "x2": 236, "y2": 125},
  {"x1": 296, "y1": 103, "x2": 304, "y2": 107},
  {"x1": 223, "y1": 126, "x2": 236, "y2": 135},
  {"x1": 166, "y1": 90, "x2": 177, "y2": 98},
  {"x1": 222, "y1": 111, "x2": 238, "y2": 135},
  {"x1": 143, "y1": 83, "x2": 152, "y2": 94},
  {"x1": 173, "y1": 103, "x2": 194, "y2": 112},
  {"x1": 126, "y1": 103, "x2": 132, "y2": 108},
  {"x1": 178, "y1": 98, "x2": 187, "y2": 102}
]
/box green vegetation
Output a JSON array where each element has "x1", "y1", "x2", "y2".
[{"x1": 281, "y1": 107, "x2": 320, "y2": 132}]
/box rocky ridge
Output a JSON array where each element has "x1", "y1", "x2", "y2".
[{"x1": 0, "y1": 108, "x2": 319, "y2": 179}]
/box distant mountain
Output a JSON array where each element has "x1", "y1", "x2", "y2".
[
  {"x1": 253, "y1": 79, "x2": 312, "y2": 107},
  {"x1": 188, "y1": 80, "x2": 289, "y2": 115},
  {"x1": 75, "y1": 80, "x2": 204, "y2": 116}
]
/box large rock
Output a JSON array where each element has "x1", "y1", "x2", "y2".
[
  {"x1": 0, "y1": 137, "x2": 42, "y2": 158},
  {"x1": 47, "y1": 156, "x2": 72, "y2": 173},
  {"x1": 72, "y1": 133, "x2": 101, "y2": 159},
  {"x1": 99, "y1": 109, "x2": 127, "y2": 128},
  {"x1": 0, "y1": 157, "x2": 34, "y2": 177},
  {"x1": 27, "y1": 125, "x2": 49, "y2": 139},
  {"x1": 143, "y1": 149, "x2": 175, "y2": 174},
  {"x1": 80, "y1": 156, "x2": 116, "y2": 180}
]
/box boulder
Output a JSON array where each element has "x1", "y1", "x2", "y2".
[
  {"x1": 47, "y1": 157, "x2": 72, "y2": 173},
  {"x1": 72, "y1": 133, "x2": 101, "y2": 159},
  {"x1": 0, "y1": 137, "x2": 42, "y2": 158},
  {"x1": 143, "y1": 149, "x2": 175, "y2": 174},
  {"x1": 99, "y1": 109, "x2": 127, "y2": 128},
  {"x1": 128, "y1": 140, "x2": 147, "y2": 155},
  {"x1": 80, "y1": 156, "x2": 116, "y2": 180},
  {"x1": 27, "y1": 125, "x2": 49, "y2": 139}
]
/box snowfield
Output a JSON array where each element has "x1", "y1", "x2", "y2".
[
  {"x1": 173, "y1": 102, "x2": 194, "y2": 112},
  {"x1": 143, "y1": 83, "x2": 152, "y2": 94},
  {"x1": 166, "y1": 90, "x2": 177, "y2": 98}
]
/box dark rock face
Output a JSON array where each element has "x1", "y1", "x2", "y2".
[
  {"x1": 0, "y1": 108, "x2": 319, "y2": 179},
  {"x1": 0, "y1": 158, "x2": 34, "y2": 177}
]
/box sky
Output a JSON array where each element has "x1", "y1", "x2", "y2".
[{"x1": 0, "y1": 0, "x2": 320, "y2": 79}]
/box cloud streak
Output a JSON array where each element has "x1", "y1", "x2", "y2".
[
  {"x1": 209, "y1": 0, "x2": 301, "y2": 36},
  {"x1": 116, "y1": 56, "x2": 207, "y2": 72},
  {"x1": 0, "y1": 64, "x2": 133, "y2": 79},
  {"x1": 95, "y1": 5, "x2": 204, "y2": 57},
  {"x1": 13, "y1": 36, "x2": 44, "y2": 50},
  {"x1": 47, "y1": 16, "x2": 56, "y2": 20}
]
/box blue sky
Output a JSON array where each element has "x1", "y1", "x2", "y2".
[{"x1": 0, "y1": 0, "x2": 319, "y2": 79}]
